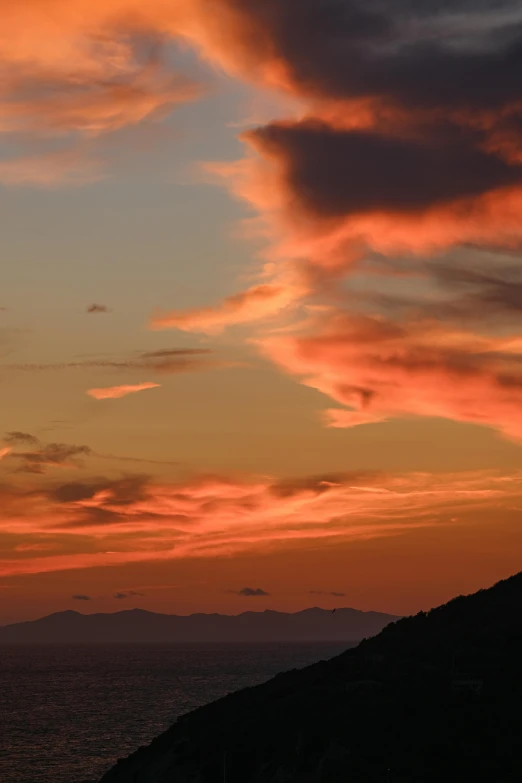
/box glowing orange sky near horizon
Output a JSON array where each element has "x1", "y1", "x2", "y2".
[{"x1": 1, "y1": 0, "x2": 522, "y2": 623}]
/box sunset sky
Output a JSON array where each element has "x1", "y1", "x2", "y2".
[{"x1": 2, "y1": 0, "x2": 522, "y2": 624}]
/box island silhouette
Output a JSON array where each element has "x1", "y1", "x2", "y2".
[{"x1": 0, "y1": 607, "x2": 399, "y2": 644}]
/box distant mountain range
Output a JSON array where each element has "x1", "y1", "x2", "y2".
[{"x1": 0, "y1": 607, "x2": 399, "y2": 644}]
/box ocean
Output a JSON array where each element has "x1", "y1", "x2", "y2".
[{"x1": 0, "y1": 642, "x2": 349, "y2": 783}]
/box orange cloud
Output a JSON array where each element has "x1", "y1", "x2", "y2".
[
  {"x1": 0, "y1": 467, "x2": 519, "y2": 577},
  {"x1": 203, "y1": 122, "x2": 522, "y2": 284},
  {"x1": 87, "y1": 382, "x2": 160, "y2": 399},
  {"x1": 4, "y1": 0, "x2": 522, "y2": 447},
  {"x1": 184, "y1": 5, "x2": 522, "y2": 274},
  {"x1": 0, "y1": 2, "x2": 202, "y2": 136},
  {"x1": 2, "y1": 2, "x2": 521, "y2": 150},
  {"x1": 149, "y1": 3, "x2": 522, "y2": 450},
  {"x1": 240, "y1": 125, "x2": 522, "y2": 264},
  {"x1": 151, "y1": 282, "x2": 306, "y2": 334},
  {"x1": 257, "y1": 312, "x2": 522, "y2": 440},
  {"x1": 0, "y1": 149, "x2": 104, "y2": 187},
  {"x1": 0, "y1": 1, "x2": 204, "y2": 183},
  {"x1": 0, "y1": 64, "x2": 199, "y2": 138}
]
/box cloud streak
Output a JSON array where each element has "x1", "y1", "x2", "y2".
[
  {"x1": 0, "y1": 433, "x2": 180, "y2": 474},
  {"x1": 0, "y1": 467, "x2": 520, "y2": 577},
  {"x1": 0, "y1": 149, "x2": 105, "y2": 187},
  {"x1": 257, "y1": 312, "x2": 522, "y2": 440},
  {"x1": 87, "y1": 382, "x2": 161, "y2": 400},
  {"x1": 5, "y1": 347, "x2": 223, "y2": 377},
  {"x1": 151, "y1": 283, "x2": 304, "y2": 334}
]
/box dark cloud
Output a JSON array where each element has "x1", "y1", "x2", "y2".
[
  {"x1": 230, "y1": 587, "x2": 271, "y2": 597},
  {"x1": 363, "y1": 256, "x2": 522, "y2": 323},
  {"x1": 51, "y1": 476, "x2": 157, "y2": 530},
  {"x1": 138, "y1": 349, "x2": 217, "y2": 374},
  {"x1": 50, "y1": 482, "x2": 103, "y2": 503},
  {"x1": 225, "y1": 0, "x2": 522, "y2": 114},
  {"x1": 113, "y1": 591, "x2": 145, "y2": 599},
  {"x1": 49, "y1": 475, "x2": 150, "y2": 505},
  {"x1": 58, "y1": 506, "x2": 126, "y2": 528},
  {"x1": 271, "y1": 472, "x2": 380, "y2": 498},
  {"x1": 87, "y1": 304, "x2": 109, "y2": 314},
  {"x1": 432, "y1": 263, "x2": 522, "y2": 315},
  {"x1": 4, "y1": 347, "x2": 218, "y2": 375},
  {"x1": 310, "y1": 590, "x2": 346, "y2": 597},
  {"x1": 140, "y1": 348, "x2": 212, "y2": 359},
  {"x1": 250, "y1": 120, "x2": 522, "y2": 219},
  {"x1": 11, "y1": 443, "x2": 92, "y2": 474},
  {"x1": 4, "y1": 431, "x2": 40, "y2": 446},
  {"x1": 3, "y1": 430, "x2": 177, "y2": 477},
  {"x1": 72, "y1": 594, "x2": 91, "y2": 601},
  {"x1": 96, "y1": 452, "x2": 180, "y2": 467},
  {"x1": 228, "y1": 0, "x2": 390, "y2": 92}
]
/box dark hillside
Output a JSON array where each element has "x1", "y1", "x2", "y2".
[{"x1": 99, "y1": 572, "x2": 522, "y2": 783}]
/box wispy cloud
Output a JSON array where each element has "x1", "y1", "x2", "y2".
[
  {"x1": 4, "y1": 432, "x2": 40, "y2": 446},
  {"x1": 0, "y1": 467, "x2": 519, "y2": 577},
  {"x1": 3, "y1": 440, "x2": 93, "y2": 474},
  {"x1": 0, "y1": 150, "x2": 104, "y2": 188},
  {"x1": 0, "y1": 432, "x2": 178, "y2": 473},
  {"x1": 0, "y1": 9, "x2": 204, "y2": 184},
  {"x1": 258, "y1": 312, "x2": 522, "y2": 441},
  {"x1": 72, "y1": 594, "x2": 91, "y2": 601},
  {"x1": 87, "y1": 382, "x2": 160, "y2": 400},
  {"x1": 150, "y1": 284, "x2": 303, "y2": 334},
  {"x1": 5, "y1": 347, "x2": 220, "y2": 375}
]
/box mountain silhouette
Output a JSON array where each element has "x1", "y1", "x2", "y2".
[
  {"x1": 0, "y1": 607, "x2": 399, "y2": 644},
  {"x1": 98, "y1": 572, "x2": 522, "y2": 782}
]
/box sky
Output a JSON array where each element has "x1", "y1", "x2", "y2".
[{"x1": 2, "y1": 0, "x2": 522, "y2": 623}]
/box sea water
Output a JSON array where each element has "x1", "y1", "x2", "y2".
[{"x1": 0, "y1": 642, "x2": 349, "y2": 783}]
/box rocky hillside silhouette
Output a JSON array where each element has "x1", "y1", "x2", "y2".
[
  {"x1": 0, "y1": 607, "x2": 398, "y2": 644},
  {"x1": 99, "y1": 572, "x2": 522, "y2": 783}
]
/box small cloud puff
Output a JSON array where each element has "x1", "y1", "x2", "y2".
[
  {"x1": 87, "y1": 304, "x2": 110, "y2": 314},
  {"x1": 230, "y1": 587, "x2": 271, "y2": 597}
]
